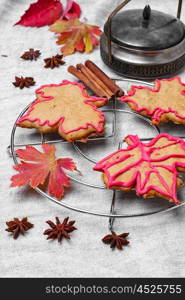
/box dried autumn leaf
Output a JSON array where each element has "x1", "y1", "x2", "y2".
[
  {"x1": 15, "y1": 0, "x2": 63, "y2": 27},
  {"x1": 120, "y1": 77, "x2": 185, "y2": 125},
  {"x1": 49, "y1": 18, "x2": 102, "y2": 56},
  {"x1": 94, "y1": 134, "x2": 185, "y2": 204},
  {"x1": 11, "y1": 144, "x2": 78, "y2": 200},
  {"x1": 61, "y1": 0, "x2": 81, "y2": 20}
]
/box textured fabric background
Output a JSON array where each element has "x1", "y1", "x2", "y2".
[{"x1": 1, "y1": 0, "x2": 185, "y2": 278}]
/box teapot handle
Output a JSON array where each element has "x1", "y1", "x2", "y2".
[
  {"x1": 107, "y1": 0, "x2": 131, "y2": 64},
  {"x1": 107, "y1": 0, "x2": 183, "y2": 64},
  {"x1": 177, "y1": 0, "x2": 183, "y2": 19}
]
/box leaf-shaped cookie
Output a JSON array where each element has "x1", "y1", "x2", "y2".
[
  {"x1": 94, "y1": 134, "x2": 185, "y2": 204},
  {"x1": 49, "y1": 18, "x2": 102, "y2": 56},
  {"x1": 120, "y1": 77, "x2": 185, "y2": 125},
  {"x1": 17, "y1": 81, "x2": 107, "y2": 142},
  {"x1": 11, "y1": 143, "x2": 78, "y2": 199}
]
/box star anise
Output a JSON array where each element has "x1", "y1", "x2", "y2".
[
  {"x1": 43, "y1": 217, "x2": 77, "y2": 242},
  {"x1": 21, "y1": 48, "x2": 41, "y2": 61},
  {"x1": 13, "y1": 76, "x2": 35, "y2": 89},
  {"x1": 102, "y1": 232, "x2": 129, "y2": 250},
  {"x1": 44, "y1": 54, "x2": 65, "y2": 69},
  {"x1": 5, "y1": 217, "x2": 34, "y2": 239}
]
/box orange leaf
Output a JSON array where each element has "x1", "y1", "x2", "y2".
[
  {"x1": 94, "y1": 134, "x2": 185, "y2": 204},
  {"x1": 11, "y1": 144, "x2": 78, "y2": 200},
  {"x1": 49, "y1": 18, "x2": 102, "y2": 55}
]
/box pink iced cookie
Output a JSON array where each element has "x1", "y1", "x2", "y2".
[
  {"x1": 119, "y1": 77, "x2": 185, "y2": 125},
  {"x1": 94, "y1": 134, "x2": 185, "y2": 204},
  {"x1": 17, "y1": 80, "x2": 107, "y2": 142}
]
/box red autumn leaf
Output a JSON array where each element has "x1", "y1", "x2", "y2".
[
  {"x1": 49, "y1": 18, "x2": 102, "y2": 55},
  {"x1": 11, "y1": 143, "x2": 78, "y2": 200},
  {"x1": 15, "y1": 0, "x2": 63, "y2": 27},
  {"x1": 61, "y1": 0, "x2": 81, "y2": 20},
  {"x1": 94, "y1": 134, "x2": 185, "y2": 204}
]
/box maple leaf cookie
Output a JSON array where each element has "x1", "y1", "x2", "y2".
[
  {"x1": 120, "y1": 77, "x2": 185, "y2": 125},
  {"x1": 17, "y1": 81, "x2": 107, "y2": 142},
  {"x1": 94, "y1": 134, "x2": 185, "y2": 204}
]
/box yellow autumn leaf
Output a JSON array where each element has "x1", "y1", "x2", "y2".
[{"x1": 49, "y1": 18, "x2": 102, "y2": 56}]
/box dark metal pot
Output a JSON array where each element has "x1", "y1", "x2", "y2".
[{"x1": 100, "y1": 0, "x2": 185, "y2": 79}]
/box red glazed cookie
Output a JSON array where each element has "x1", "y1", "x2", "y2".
[
  {"x1": 119, "y1": 77, "x2": 185, "y2": 125},
  {"x1": 17, "y1": 81, "x2": 107, "y2": 142},
  {"x1": 94, "y1": 134, "x2": 185, "y2": 204}
]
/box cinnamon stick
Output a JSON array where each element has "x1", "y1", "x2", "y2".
[
  {"x1": 76, "y1": 64, "x2": 113, "y2": 98},
  {"x1": 68, "y1": 60, "x2": 124, "y2": 98},
  {"x1": 85, "y1": 60, "x2": 124, "y2": 96},
  {"x1": 68, "y1": 66, "x2": 108, "y2": 98}
]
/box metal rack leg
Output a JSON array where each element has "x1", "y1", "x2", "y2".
[{"x1": 109, "y1": 190, "x2": 116, "y2": 232}]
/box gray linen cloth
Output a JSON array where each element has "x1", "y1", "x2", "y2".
[{"x1": 0, "y1": 0, "x2": 185, "y2": 277}]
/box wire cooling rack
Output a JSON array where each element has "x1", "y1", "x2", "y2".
[{"x1": 8, "y1": 78, "x2": 185, "y2": 233}]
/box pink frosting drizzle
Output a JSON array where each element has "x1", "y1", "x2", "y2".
[
  {"x1": 94, "y1": 133, "x2": 185, "y2": 204},
  {"x1": 119, "y1": 77, "x2": 185, "y2": 123},
  {"x1": 17, "y1": 80, "x2": 107, "y2": 134}
]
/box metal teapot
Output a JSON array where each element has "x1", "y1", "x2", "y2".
[{"x1": 100, "y1": 0, "x2": 185, "y2": 79}]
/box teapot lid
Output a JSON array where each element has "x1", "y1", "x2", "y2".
[{"x1": 104, "y1": 6, "x2": 185, "y2": 51}]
